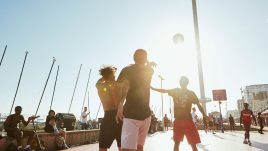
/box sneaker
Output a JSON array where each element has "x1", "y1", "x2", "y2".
[
  {"x1": 23, "y1": 146, "x2": 31, "y2": 151},
  {"x1": 248, "y1": 141, "x2": 252, "y2": 146},
  {"x1": 63, "y1": 144, "x2": 69, "y2": 149},
  {"x1": 18, "y1": 148, "x2": 24, "y2": 151},
  {"x1": 243, "y1": 140, "x2": 248, "y2": 144}
]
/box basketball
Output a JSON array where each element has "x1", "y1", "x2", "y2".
[{"x1": 173, "y1": 33, "x2": 184, "y2": 44}]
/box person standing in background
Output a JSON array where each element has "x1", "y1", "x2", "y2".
[
  {"x1": 80, "y1": 107, "x2": 90, "y2": 130},
  {"x1": 257, "y1": 112, "x2": 264, "y2": 134},
  {"x1": 191, "y1": 107, "x2": 198, "y2": 127},
  {"x1": 240, "y1": 103, "x2": 257, "y2": 145},
  {"x1": 229, "y1": 114, "x2": 235, "y2": 131}
]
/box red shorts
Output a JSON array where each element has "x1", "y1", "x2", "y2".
[{"x1": 173, "y1": 119, "x2": 201, "y2": 144}]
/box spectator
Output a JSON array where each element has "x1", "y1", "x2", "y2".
[
  {"x1": 191, "y1": 107, "x2": 198, "y2": 127},
  {"x1": 44, "y1": 110, "x2": 56, "y2": 133},
  {"x1": 80, "y1": 107, "x2": 90, "y2": 130},
  {"x1": 208, "y1": 114, "x2": 216, "y2": 134},
  {"x1": 229, "y1": 114, "x2": 235, "y2": 131},
  {"x1": 3, "y1": 106, "x2": 36, "y2": 151},
  {"x1": 257, "y1": 112, "x2": 264, "y2": 134},
  {"x1": 163, "y1": 114, "x2": 169, "y2": 131},
  {"x1": 49, "y1": 116, "x2": 69, "y2": 149}
]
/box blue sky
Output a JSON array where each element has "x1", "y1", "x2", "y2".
[{"x1": 0, "y1": 0, "x2": 268, "y2": 119}]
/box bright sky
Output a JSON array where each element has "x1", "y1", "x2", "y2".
[{"x1": 1, "y1": 0, "x2": 268, "y2": 120}]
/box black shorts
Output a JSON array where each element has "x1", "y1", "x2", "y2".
[
  {"x1": 99, "y1": 110, "x2": 122, "y2": 149},
  {"x1": 6, "y1": 128, "x2": 22, "y2": 138},
  {"x1": 7, "y1": 129, "x2": 34, "y2": 139}
]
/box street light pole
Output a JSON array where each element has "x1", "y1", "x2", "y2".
[
  {"x1": 192, "y1": 0, "x2": 207, "y2": 113},
  {"x1": 218, "y1": 100, "x2": 224, "y2": 133},
  {"x1": 158, "y1": 75, "x2": 164, "y2": 130},
  {"x1": 169, "y1": 97, "x2": 173, "y2": 124}
]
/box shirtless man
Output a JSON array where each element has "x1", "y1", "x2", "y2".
[
  {"x1": 96, "y1": 66, "x2": 124, "y2": 151},
  {"x1": 151, "y1": 76, "x2": 207, "y2": 151}
]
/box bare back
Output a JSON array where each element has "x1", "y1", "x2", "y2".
[{"x1": 96, "y1": 80, "x2": 122, "y2": 111}]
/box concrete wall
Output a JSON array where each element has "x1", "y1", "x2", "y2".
[
  {"x1": 39, "y1": 129, "x2": 99, "y2": 150},
  {"x1": 1, "y1": 129, "x2": 99, "y2": 151}
]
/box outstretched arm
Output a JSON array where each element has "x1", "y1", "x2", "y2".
[
  {"x1": 22, "y1": 116, "x2": 35, "y2": 126},
  {"x1": 151, "y1": 87, "x2": 170, "y2": 93}
]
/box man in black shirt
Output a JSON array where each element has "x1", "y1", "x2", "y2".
[
  {"x1": 4, "y1": 106, "x2": 36, "y2": 151},
  {"x1": 116, "y1": 49, "x2": 155, "y2": 151}
]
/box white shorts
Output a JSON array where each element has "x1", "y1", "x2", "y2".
[{"x1": 121, "y1": 116, "x2": 151, "y2": 150}]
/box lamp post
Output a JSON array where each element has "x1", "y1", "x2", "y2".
[
  {"x1": 192, "y1": 0, "x2": 207, "y2": 113},
  {"x1": 158, "y1": 75, "x2": 164, "y2": 130},
  {"x1": 169, "y1": 97, "x2": 173, "y2": 126},
  {"x1": 218, "y1": 100, "x2": 224, "y2": 133}
]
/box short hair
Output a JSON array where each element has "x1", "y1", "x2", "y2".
[
  {"x1": 99, "y1": 66, "x2": 117, "y2": 79},
  {"x1": 15, "y1": 106, "x2": 22, "y2": 112},
  {"x1": 180, "y1": 76, "x2": 189, "y2": 87},
  {"x1": 48, "y1": 110, "x2": 55, "y2": 115},
  {"x1": 133, "y1": 49, "x2": 147, "y2": 62}
]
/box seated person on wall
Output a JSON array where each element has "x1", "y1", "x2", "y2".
[
  {"x1": 49, "y1": 116, "x2": 69, "y2": 149},
  {"x1": 3, "y1": 106, "x2": 36, "y2": 151},
  {"x1": 44, "y1": 110, "x2": 56, "y2": 133},
  {"x1": 45, "y1": 110, "x2": 67, "y2": 139}
]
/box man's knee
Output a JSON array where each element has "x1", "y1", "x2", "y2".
[
  {"x1": 190, "y1": 144, "x2": 198, "y2": 151},
  {"x1": 137, "y1": 145, "x2": 143, "y2": 151},
  {"x1": 11, "y1": 130, "x2": 22, "y2": 138},
  {"x1": 122, "y1": 149, "x2": 136, "y2": 151},
  {"x1": 174, "y1": 140, "x2": 180, "y2": 146}
]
